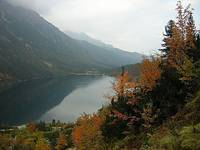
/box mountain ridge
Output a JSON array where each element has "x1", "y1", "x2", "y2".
[
  {"x1": 0, "y1": 0, "x2": 143, "y2": 81},
  {"x1": 65, "y1": 31, "x2": 142, "y2": 57},
  {"x1": 65, "y1": 31, "x2": 114, "y2": 49}
]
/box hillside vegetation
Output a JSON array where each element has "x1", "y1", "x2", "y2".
[
  {"x1": 70, "y1": 1, "x2": 200, "y2": 148},
  {"x1": 0, "y1": 1, "x2": 200, "y2": 150}
]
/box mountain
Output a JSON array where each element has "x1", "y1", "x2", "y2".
[
  {"x1": 65, "y1": 31, "x2": 143, "y2": 60},
  {"x1": 65, "y1": 31, "x2": 114, "y2": 49},
  {"x1": 0, "y1": 0, "x2": 143, "y2": 81}
]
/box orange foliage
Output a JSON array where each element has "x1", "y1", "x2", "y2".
[
  {"x1": 34, "y1": 138, "x2": 51, "y2": 150},
  {"x1": 165, "y1": 24, "x2": 193, "y2": 81},
  {"x1": 165, "y1": 1, "x2": 195, "y2": 81},
  {"x1": 111, "y1": 71, "x2": 138, "y2": 106},
  {"x1": 139, "y1": 58, "x2": 161, "y2": 92},
  {"x1": 55, "y1": 133, "x2": 67, "y2": 150},
  {"x1": 110, "y1": 70, "x2": 142, "y2": 125},
  {"x1": 113, "y1": 71, "x2": 136, "y2": 97},
  {"x1": 26, "y1": 122, "x2": 37, "y2": 133},
  {"x1": 166, "y1": 24, "x2": 188, "y2": 67},
  {"x1": 72, "y1": 114, "x2": 103, "y2": 149}
]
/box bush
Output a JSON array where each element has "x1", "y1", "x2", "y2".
[{"x1": 72, "y1": 114, "x2": 105, "y2": 150}]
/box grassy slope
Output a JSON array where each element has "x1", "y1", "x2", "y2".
[{"x1": 146, "y1": 89, "x2": 200, "y2": 150}]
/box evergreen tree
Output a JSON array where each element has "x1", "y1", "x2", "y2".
[
  {"x1": 161, "y1": 20, "x2": 176, "y2": 59},
  {"x1": 154, "y1": 1, "x2": 197, "y2": 121}
]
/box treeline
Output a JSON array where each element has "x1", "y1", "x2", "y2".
[{"x1": 0, "y1": 121, "x2": 74, "y2": 150}]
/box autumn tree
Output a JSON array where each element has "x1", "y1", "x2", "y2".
[
  {"x1": 165, "y1": 1, "x2": 198, "y2": 81},
  {"x1": 34, "y1": 137, "x2": 51, "y2": 150},
  {"x1": 152, "y1": 0, "x2": 199, "y2": 121},
  {"x1": 26, "y1": 122, "x2": 37, "y2": 133},
  {"x1": 102, "y1": 70, "x2": 147, "y2": 141},
  {"x1": 80, "y1": 0, "x2": 200, "y2": 148},
  {"x1": 139, "y1": 57, "x2": 161, "y2": 92},
  {"x1": 137, "y1": 57, "x2": 161, "y2": 132},
  {"x1": 165, "y1": 1, "x2": 196, "y2": 82},
  {"x1": 166, "y1": 23, "x2": 192, "y2": 81},
  {"x1": 55, "y1": 133, "x2": 67, "y2": 150},
  {"x1": 112, "y1": 71, "x2": 142, "y2": 124},
  {"x1": 11, "y1": 131, "x2": 36, "y2": 150},
  {"x1": 72, "y1": 114, "x2": 104, "y2": 150}
]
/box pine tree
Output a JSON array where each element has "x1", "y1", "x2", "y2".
[
  {"x1": 165, "y1": 1, "x2": 195, "y2": 81},
  {"x1": 161, "y1": 20, "x2": 176, "y2": 59},
  {"x1": 195, "y1": 33, "x2": 200, "y2": 62},
  {"x1": 186, "y1": 11, "x2": 196, "y2": 52},
  {"x1": 151, "y1": 0, "x2": 198, "y2": 122}
]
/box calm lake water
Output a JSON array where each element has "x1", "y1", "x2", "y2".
[{"x1": 0, "y1": 75, "x2": 113, "y2": 125}]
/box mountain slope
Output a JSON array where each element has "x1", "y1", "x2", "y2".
[
  {"x1": 0, "y1": 0, "x2": 143, "y2": 80},
  {"x1": 65, "y1": 31, "x2": 114, "y2": 49},
  {"x1": 65, "y1": 31, "x2": 143, "y2": 62}
]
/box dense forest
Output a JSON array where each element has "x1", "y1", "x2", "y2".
[{"x1": 1, "y1": 1, "x2": 200, "y2": 150}]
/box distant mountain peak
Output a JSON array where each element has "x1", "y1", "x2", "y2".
[{"x1": 65, "y1": 31, "x2": 114, "y2": 49}]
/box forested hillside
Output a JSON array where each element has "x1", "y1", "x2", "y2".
[
  {"x1": 0, "y1": 0, "x2": 143, "y2": 81},
  {"x1": 0, "y1": 1, "x2": 200, "y2": 150},
  {"x1": 71, "y1": 1, "x2": 200, "y2": 149}
]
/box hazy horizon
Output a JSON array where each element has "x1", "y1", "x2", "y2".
[{"x1": 5, "y1": 0, "x2": 200, "y2": 54}]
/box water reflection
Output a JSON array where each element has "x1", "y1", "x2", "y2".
[
  {"x1": 40, "y1": 76, "x2": 112, "y2": 122},
  {"x1": 0, "y1": 76, "x2": 112, "y2": 125}
]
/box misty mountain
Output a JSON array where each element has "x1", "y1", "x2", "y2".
[
  {"x1": 65, "y1": 31, "x2": 144, "y2": 59},
  {"x1": 0, "y1": 0, "x2": 143, "y2": 81},
  {"x1": 65, "y1": 31, "x2": 114, "y2": 49}
]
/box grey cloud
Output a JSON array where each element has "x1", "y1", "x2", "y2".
[
  {"x1": 6, "y1": 0, "x2": 60, "y2": 14},
  {"x1": 5, "y1": 0, "x2": 200, "y2": 54}
]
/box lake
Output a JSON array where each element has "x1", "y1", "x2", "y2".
[{"x1": 0, "y1": 75, "x2": 113, "y2": 125}]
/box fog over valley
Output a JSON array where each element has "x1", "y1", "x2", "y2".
[{"x1": 5, "y1": 0, "x2": 200, "y2": 54}]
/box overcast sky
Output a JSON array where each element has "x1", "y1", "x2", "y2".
[{"x1": 6, "y1": 0, "x2": 200, "y2": 54}]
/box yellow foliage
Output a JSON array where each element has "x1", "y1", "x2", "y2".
[
  {"x1": 139, "y1": 58, "x2": 161, "y2": 92},
  {"x1": 55, "y1": 133, "x2": 67, "y2": 150},
  {"x1": 72, "y1": 114, "x2": 104, "y2": 150},
  {"x1": 113, "y1": 71, "x2": 136, "y2": 97},
  {"x1": 34, "y1": 138, "x2": 51, "y2": 150},
  {"x1": 164, "y1": 1, "x2": 195, "y2": 81}
]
